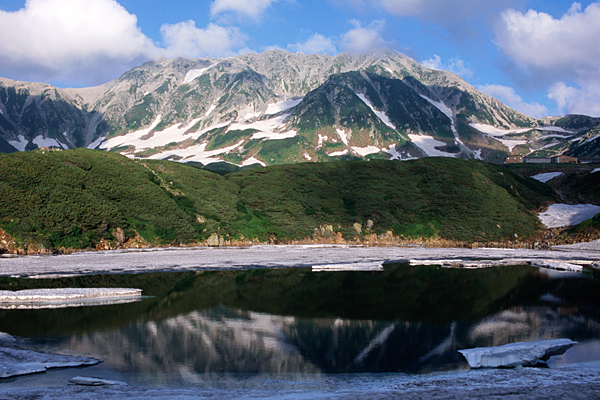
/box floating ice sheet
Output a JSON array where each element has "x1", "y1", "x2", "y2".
[
  {"x1": 0, "y1": 288, "x2": 142, "y2": 309},
  {"x1": 0, "y1": 332, "x2": 100, "y2": 379},
  {"x1": 459, "y1": 339, "x2": 577, "y2": 368}
]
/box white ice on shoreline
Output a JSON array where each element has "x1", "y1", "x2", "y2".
[
  {"x1": 312, "y1": 262, "x2": 384, "y2": 272},
  {"x1": 2, "y1": 361, "x2": 600, "y2": 399},
  {"x1": 69, "y1": 376, "x2": 128, "y2": 386},
  {"x1": 459, "y1": 339, "x2": 577, "y2": 368},
  {"x1": 1, "y1": 245, "x2": 599, "y2": 279},
  {"x1": 0, "y1": 332, "x2": 100, "y2": 379},
  {"x1": 538, "y1": 203, "x2": 600, "y2": 228}
]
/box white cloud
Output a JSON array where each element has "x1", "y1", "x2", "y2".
[
  {"x1": 160, "y1": 21, "x2": 250, "y2": 59},
  {"x1": 548, "y1": 82, "x2": 600, "y2": 117},
  {"x1": 496, "y1": 3, "x2": 600, "y2": 117},
  {"x1": 210, "y1": 0, "x2": 277, "y2": 19},
  {"x1": 479, "y1": 84, "x2": 549, "y2": 118},
  {"x1": 496, "y1": 3, "x2": 600, "y2": 76},
  {"x1": 288, "y1": 33, "x2": 337, "y2": 55},
  {"x1": 339, "y1": 20, "x2": 387, "y2": 53},
  {"x1": 422, "y1": 55, "x2": 473, "y2": 78},
  {"x1": 0, "y1": 0, "x2": 255, "y2": 86},
  {"x1": 0, "y1": 0, "x2": 157, "y2": 85},
  {"x1": 337, "y1": 0, "x2": 518, "y2": 36}
]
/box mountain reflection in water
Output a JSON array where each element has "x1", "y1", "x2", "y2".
[{"x1": 0, "y1": 263, "x2": 599, "y2": 383}]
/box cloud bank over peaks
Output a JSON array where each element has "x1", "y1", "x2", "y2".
[
  {"x1": 161, "y1": 21, "x2": 250, "y2": 59},
  {"x1": 210, "y1": 0, "x2": 278, "y2": 20},
  {"x1": 288, "y1": 34, "x2": 337, "y2": 55},
  {"x1": 0, "y1": 0, "x2": 252, "y2": 86},
  {"x1": 496, "y1": 2, "x2": 600, "y2": 117},
  {"x1": 0, "y1": 0, "x2": 157, "y2": 86},
  {"x1": 422, "y1": 55, "x2": 473, "y2": 79},
  {"x1": 479, "y1": 84, "x2": 549, "y2": 118},
  {"x1": 339, "y1": 0, "x2": 519, "y2": 37},
  {"x1": 340, "y1": 20, "x2": 388, "y2": 53},
  {"x1": 287, "y1": 20, "x2": 389, "y2": 56}
]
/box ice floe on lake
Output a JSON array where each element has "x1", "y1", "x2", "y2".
[
  {"x1": 0, "y1": 332, "x2": 100, "y2": 379},
  {"x1": 0, "y1": 288, "x2": 142, "y2": 309},
  {"x1": 459, "y1": 339, "x2": 577, "y2": 368},
  {"x1": 312, "y1": 262, "x2": 384, "y2": 272},
  {"x1": 2, "y1": 245, "x2": 600, "y2": 278}
]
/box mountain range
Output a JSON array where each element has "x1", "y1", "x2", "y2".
[{"x1": 1, "y1": 49, "x2": 600, "y2": 166}]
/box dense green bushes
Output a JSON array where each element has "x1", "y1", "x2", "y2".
[{"x1": 0, "y1": 149, "x2": 556, "y2": 251}]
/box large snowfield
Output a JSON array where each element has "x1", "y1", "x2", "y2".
[{"x1": 538, "y1": 203, "x2": 600, "y2": 228}]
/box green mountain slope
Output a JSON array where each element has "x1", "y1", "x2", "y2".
[{"x1": 0, "y1": 149, "x2": 556, "y2": 253}]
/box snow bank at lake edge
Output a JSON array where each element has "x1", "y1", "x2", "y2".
[{"x1": 538, "y1": 204, "x2": 600, "y2": 228}]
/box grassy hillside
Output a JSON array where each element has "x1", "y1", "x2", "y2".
[{"x1": 0, "y1": 149, "x2": 556, "y2": 252}]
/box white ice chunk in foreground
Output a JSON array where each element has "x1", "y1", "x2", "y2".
[
  {"x1": 69, "y1": 376, "x2": 127, "y2": 386},
  {"x1": 459, "y1": 339, "x2": 577, "y2": 368},
  {"x1": 0, "y1": 332, "x2": 100, "y2": 378},
  {"x1": 538, "y1": 204, "x2": 600, "y2": 228}
]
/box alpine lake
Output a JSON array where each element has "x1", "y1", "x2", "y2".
[{"x1": 1, "y1": 260, "x2": 600, "y2": 391}]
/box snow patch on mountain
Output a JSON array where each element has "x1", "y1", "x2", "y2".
[
  {"x1": 251, "y1": 130, "x2": 297, "y2": 140},
  {"x1": 538, "y1": 204, "x2": 600, "y2": 228},
  {"x1": 336, "y1": 128, "x2": 350, "y2": 146},
  {"x1": 8, "y1": 135, "x2": 28, "y2": 151},
  {"x1": 32, "y1": 135, "x2": 67, "y2": 149},
  {"x1": 420, "y1": 94, "x2": 452, "y2": 121},
  {"x1": 470, "y1": 124, "x2": 531, "y2": 136},
  {"x1": 183, "y1": 66, "x2": 214, "y2": 84},
  {"x1": 149, "y1": 140, "x2": 244, "y2": 165},
  {"x1": 494, "y1": 137, "x2": 528, "y2": 151},
  {"x1": 532, "y1": 172, "x2": 563, "y2": 183},
  {"x1": 204, "y1": 104, "x2": 216, "y2": 119},
  {"x1": 352, "y1": 146, "x2": 381, "y2": 156},
  {"x1": 87, "y1": 136, "x2": 104, "y2": 149},
  {"x1": 408, "y1": 134, "x2": 456, "y2": 158},
  {"x1": 242, "y1": 157, "x2": 266, "y2": 167},
  {"x1": 383, "y1": 144, "x2": 416, "y2": 160},
  {"x1": 229, "y1": 114, "x2": 296, "y2": 140},
  {"x1": 327, "y1": 149, "x2": 349, "y2": 157},
  {"x1": 265, "y1": 98, "x2": 303, "y2": 115},
  {"x1": 100, "y1": 116, "x2": 212, "y2": 152},
  {"x1": 317, "y1": 134, "x2": 328, "y2": 149},
  {"x1": 536, "y1": 126, "x2": 578, "y2": 134},
  {"x1": 584, "y1": 134, "x2": 600, "y2": 144},
  {"x1": 356, "y1": 93, "x2": 396, "y2": 130}
]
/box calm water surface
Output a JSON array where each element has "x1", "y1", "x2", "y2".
[{"x1": 1, "y1": 263, "x2": 599, "y2": 388}]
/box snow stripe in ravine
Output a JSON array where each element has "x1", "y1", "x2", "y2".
[{"x1": 532, "y1": 172, "x2": 563, "y2": 183}]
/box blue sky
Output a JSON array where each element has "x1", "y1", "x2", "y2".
[{"x1": 1, "y1": 0, "x2": 599, "y2": 118}]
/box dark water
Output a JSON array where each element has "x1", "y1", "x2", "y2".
[{"x1": 1, "y1": 263, "x2": 600, "y2": 387}]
